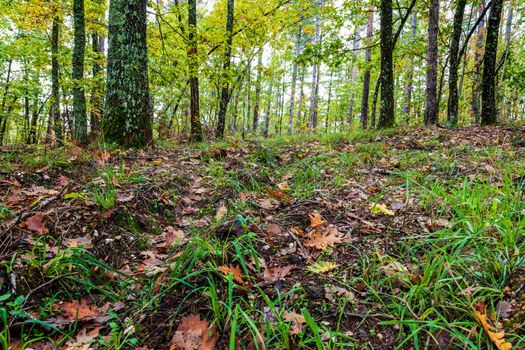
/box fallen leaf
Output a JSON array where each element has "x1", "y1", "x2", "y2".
[
  {"x1": 218, "y1": 264, "x2": 244, "y2": 284},
  {"x1": 57, "y1": 175, "x2": 70, "y2": 187},
  {"x1": 308, "y1": 260, "x2": 339, "y2": 273},
  {"x1": 305, "y1": 226, "x2": 343, "y2": 250},
  {"x1": 267, "y1": 188, "x2": 287, "y2": 199},
  {"x1": 474, "y1": 301, "x2": 512, "y2": 350},
  {"x1": 370, "y1": 203, "x2": 395, "y2": 216},
  {"x1": 170, "y1": 314, "x2": 217, "y2": 350},
  {"x1": 23, "y1": 213, "x2": 48, "y2": 235},
  {"x1": 60, "y1": 299, "x2": 99, "y2": 321},
  {"x1": 266, "y1": 223, "x2": 282, "y2": 236},
  {"x1": 283, "y1": 311, "x2": 306, "y2": 335},
  {"x1": 117, "y1": 192, "x2": 135, "y2": 203},
  {"x1": 324, "y1": 285, "x2": 356, "y2": 302},
  {"x1": 309, "y1": 212, "x2": 327, "y2": 228},
  {"x1": 263, "y1": 265, "x2": 296, "y2": 283},
  {"x1": 153, "y1": 226, "x2": 186, "y2": 250},
  {"x1": 64, "y1": 235, "x2": 93, "y2": 248},
  {"x1": 215, "y1": 201, "x2": 228, "y2": 221}
]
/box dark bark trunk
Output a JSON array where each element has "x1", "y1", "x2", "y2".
[
  {"x1": 446, "y1": 0, "x2": 467, "y2": 127},
  {"x1": 378, "y1": 0, "x2": 394, "y2": 128},
  {"x1": 187, "y1": 0, "x2": 203, "y2": 141},
  {"x1": 104, "y1": 0, "x2": 152, "y2": 148},
  {"x1": 424, "y1": 0, "x2": 439, "y2": 125},
  {"x1": 481, "y1": 0, "x2": 503, "y2": 125},
  {"x1": 73, "y1": 0, "x2": 87, "y2": 144},
  {"x1": 216, "y1": 0, "x2": 235, "y2": 139}
]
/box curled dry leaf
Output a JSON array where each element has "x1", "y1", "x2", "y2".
[
  {"x1": 170, "y1": 314, "x2": 217, "y2": 350},
  {"x1": 218, "y1": 264, "x2": 244, "y2": 284},
  {"x1": 474, "y1": 301, "x2": 512, "y2": 350}
]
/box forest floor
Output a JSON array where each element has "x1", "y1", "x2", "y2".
[{"x1": 1, "y1": 125, "x2": 525, "y2": 350}]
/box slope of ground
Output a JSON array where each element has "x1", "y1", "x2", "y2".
[{"x1": 1, "y1": 126, "x2": 524, "y2": 349}]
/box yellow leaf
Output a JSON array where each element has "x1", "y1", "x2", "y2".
[
  {"x1": 307, "y1": 261, "x2": 339, "y2": 273},
  {"x1": 370, "y1": 203, "x2": 395, "y2": 216},
  {"x1": 474, "y1": 309, "x2": 512, "y2": 350}
]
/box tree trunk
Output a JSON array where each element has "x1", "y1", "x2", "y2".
[
  {"x1": 446, "y1": 0, "x2": 467, "y2": 127},
  {"x1": 73, "y1": 0, "x2": 87, "y2": 144},
  {"x1": 264, "y1": 78, "x2": 273, "y2": 137},
  {"x1": 471, "y1": 1, "x2": 486, "y2": 124},
  {"x1": 91, "y1": 33, "x2": 104, "y2": 138},
  {"x1": 288, "y1": 24, "x2": 303, "y2": 134},
  {"x1": 378, "y1": 0, "x2": 394, "y2": 128},
  {"x1": 360, "y1": 8, "x2": 374, "y2": 129},
  {"x1": 347, "y1": 32, "x2": 359, "y2": 127},
  {"x1": 104, "y1": 0, "x2": 152, "y2": 147},
  {"x1": 51, "y1": 17, "x2": 63, "y2": 146},
  {"x1": 187, "y1": 0, "x2": 203, "y2": 141},
  {"x1": 403, "y1": 13, "x2": 417, "y2": 119},
  {"x1": 216, "y1": 0, "x2": 235, "y2": 139},
  {"x1": 424, "y1": 0, "x2": 439, "y2": 125},
  {"x1": 253, "y1": 49, "x2": 263, "y2": 132},
  {"x1": 480, "y1": 0, "x2": 503, "y2": 125},
  {"x1": 297, "y1": 65, "x2": 306, "y2": 129},
  {"x1": 371, "y1": 78, "x2": 380, "y2": 128},
  {"x1": 308, "y1": 9, "x2": 322, "y2": 130},
  {"x1": 325, "y1": 70, "x2": 333, "y2": 131}
]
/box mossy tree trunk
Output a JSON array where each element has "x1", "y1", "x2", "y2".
[
  {"x1": 73, "y1": 0, "x2": 87, "y2": 144},
  {"x1": 103, "y1": 0, "x2": 152, "y2": 148}
]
